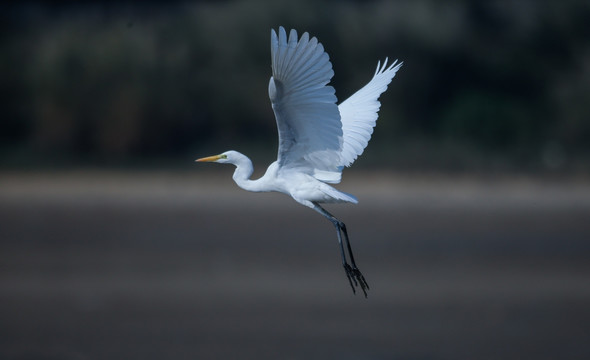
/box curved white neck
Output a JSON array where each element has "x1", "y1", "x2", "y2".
[{"x1": 230, "y1": 153, "x2": 266, "y2": 192}]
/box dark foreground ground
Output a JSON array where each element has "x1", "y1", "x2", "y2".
[{"x1": 1, "y1": 171, "x2": 589, "y2": 360}]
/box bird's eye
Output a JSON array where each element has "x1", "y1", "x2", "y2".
[{"x1": 220, "y1": 154, "x2": 227, "y2": 159}]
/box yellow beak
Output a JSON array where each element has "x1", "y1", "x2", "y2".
[{"x1": 195, "y1": 154, "x2": 222, "y2": 162}]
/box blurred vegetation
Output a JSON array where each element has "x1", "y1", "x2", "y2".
[{"x1": 1, "y1": 1, "x2": 589, "y2": 173}]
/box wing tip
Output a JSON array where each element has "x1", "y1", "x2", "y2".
[{"x1": 375, "y1": 58, "x2": 403, "y2": 75}]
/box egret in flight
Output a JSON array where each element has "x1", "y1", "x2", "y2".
[{"x1": 197, "y1": 27, "x2": 402, "y2": 297}]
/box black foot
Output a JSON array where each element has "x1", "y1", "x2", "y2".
[{"x1": 344, "y1": 263, "x2": 370, "y2": 298}]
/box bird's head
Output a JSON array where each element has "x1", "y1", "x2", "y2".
[{"x1": 195, "y1": 150, "x2": 239, "y2": 164}]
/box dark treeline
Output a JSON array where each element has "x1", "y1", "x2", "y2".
[{"x1": 1, "y1": 1, "x2": 589, "y2": 172}]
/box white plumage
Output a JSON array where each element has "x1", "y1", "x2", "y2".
[
  {"x1": 269, "y1": 27, "x2": 402, "y2": 183},
  {"x1": 339, "y1": 59, "x2": 402, "y2": 167},
  {"x1": 197, "y1": 26, "x2": 402, "y2": 296}
]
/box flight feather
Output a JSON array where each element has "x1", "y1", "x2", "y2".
[{"x1": 269, "y1": 27, "x2": 343, "y2": 183}]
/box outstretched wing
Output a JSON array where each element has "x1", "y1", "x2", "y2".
[
  {"x1": 338, "y1": 59, "x2": 403, "y2": 167},
  {"x1": 269, "y1": 27, "x2": 343, "y2": 184}
]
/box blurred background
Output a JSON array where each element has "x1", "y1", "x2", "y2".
[{"x1": 1, "y1": 1, "x2": 589, "y2": 359}]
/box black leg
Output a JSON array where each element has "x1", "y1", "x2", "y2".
[
  {"x1": 312, "y1": 203, "x2": 369, "y2": 297},
  {"x1": 334, "y1": 222, "x2": 357, "y2": 292},
  {"x1": 339, "y1": 222, "x2": 370, "y2": 296}
]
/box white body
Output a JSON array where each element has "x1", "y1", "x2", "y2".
[{"x1": 227, "y1": 152, "x2": 357, "y2": 208}]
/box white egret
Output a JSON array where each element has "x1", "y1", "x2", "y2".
[{"x1": 197, "y1": 26, "x2": 402, "y2": 297}]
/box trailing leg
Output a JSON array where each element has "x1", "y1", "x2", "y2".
[
  {"x1": 338, "y1": 221, "x2": 370, "y2": 296},
  {"x1": 312, "y1": 203, "x2": 369, "y2": 297}
]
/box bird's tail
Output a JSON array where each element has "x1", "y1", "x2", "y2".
[{"x1": 320, "y1": 184, "x2": 358, "y2": 204}]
